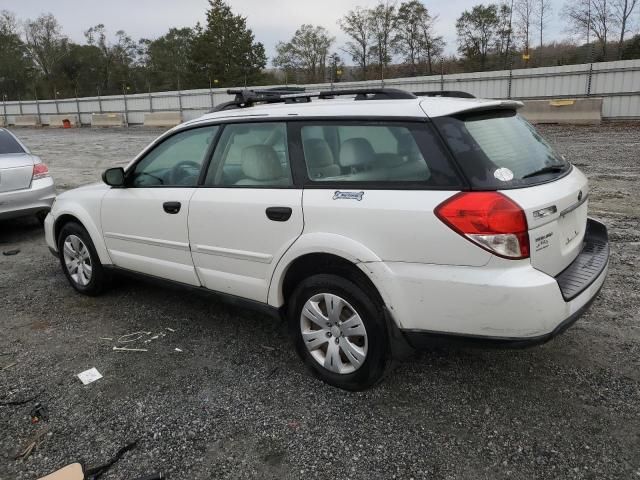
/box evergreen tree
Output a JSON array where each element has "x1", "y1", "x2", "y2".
[{"x1": 190, "y1": 0, "x2": 267, "y2": 87}]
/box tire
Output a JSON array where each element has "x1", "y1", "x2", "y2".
[
  {"x1": 288, "y1": 274, "x2": 389, "y2": 391},
  {"x1": 57, "y1": 221, "x2": 108, "y2": 296}
]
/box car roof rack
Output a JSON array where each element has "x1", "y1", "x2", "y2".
[
  {"x1": 413, "y1": 90, "x2": 476, "y2": 99},
  {"x1": 210, "y1": 88, "x2": 417, "y2": 112},
  {"x1": 318, "y1": 88, "x2": 416, "y2": 100}
]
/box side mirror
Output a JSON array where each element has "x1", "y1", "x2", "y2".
[{"x1": 102, "y1": 167, "x2": 125, "y2": 187}]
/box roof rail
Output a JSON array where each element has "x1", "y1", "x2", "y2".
[
  {"x1": 318, "y1": 88, "x2": 416, "y2": 100},
  {"x1": 413, "y1": 90, "x2": 476, "y2": 99},
  {"x1": 211, "y1": 89, "x2": 315, "y2": 112},
  {"x1": 209, "y1": 87, "x2": 416, "y2": 112}
]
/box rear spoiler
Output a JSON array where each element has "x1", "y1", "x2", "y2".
[
  {"x1": 421, "y1": 98, "x2": 524, "y2": 118},
  {"x1": 459, "y1": 100, "x2": 524, "y2": 114}
]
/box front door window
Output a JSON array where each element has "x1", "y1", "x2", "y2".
[{"x1": 130, "y1": 126, "x2": 219, "y2": 187}]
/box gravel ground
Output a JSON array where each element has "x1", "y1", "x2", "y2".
[{"x1": 1, "y1": 124, "x2": 639, "y2": 480}]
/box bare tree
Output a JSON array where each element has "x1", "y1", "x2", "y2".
[
  {"x1": 496, "y1": 2, "x2": 514, "y2": 61},
  {"x1": 393, "y1": 1, "x2": 444, "y2": 76},
  {"x1": 274, "y1": 25, "x2": 334, "y2": 83},
  {"x1": 456, "y1": 4, "x2": 501, "y2": 69},
  {"x1": 23, "y1": 13, "x2": 68, "y2": 80},
  {"x1": 515, "y1": 0, "x2": 534, "y2": 58},
  {"x1": 419, "y1": 10, "x2": 445, "y2": 74},
  {"x1": 0, "y1": 10, "x2": 19, "y2": 36},
  {"x1": 338, "y1": 7, "x2": 373, "y2": 80},
  {"x1": 563, "y1": 0, "x2": 618, "y2": 58},
  {"x1": 369, "y1": 0, "x2": 397, "y2": 79},
  {"x1": 613, "y1": 0, "x2": 638, "y2": 57},
  {"x1": 534, "y1": 0, "x2": 553, "y2": 48},
  {"x1": 393, "y1": 0, "x2": 425, "y2": 76}
]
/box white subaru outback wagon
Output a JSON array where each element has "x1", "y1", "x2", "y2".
[{"x1": 44, "y1": 88, "x2": 609, "y2": 390}]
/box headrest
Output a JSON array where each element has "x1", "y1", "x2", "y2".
[
  {"x1": 241, "y1": 145, "x2": 283, "y2": 180},
  {"x1": 339, "y1": 138, "x2": 375, "y2": 167},
  {"x1": 304, "y1": 139, "x2": 335, "y2": 168}
]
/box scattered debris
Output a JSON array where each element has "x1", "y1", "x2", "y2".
[
  {"x1": 174, "y1": 348, "x2": 183, "y2": 352},
  {"x1": 117, "y1": 331, "x2": 151, "y2": 343},
  {"x1": 260, "y1": 345, "x2": 276, "y2": 351},
  {"x1": 30, "y1": 402, "x2": 49, "y2": 423},
  {"x1": 77, "y1": 367, "x2": 103, "y2": 385},
  {"x1": 132, "y1": 474, "x2": 165, "y2": 480},
  {"x1": 99, "y1": 337, "x2": 113, "y2": 341},
  {"x1": 2, "y1": 249, "x2": 20, "y2": 256},
  {"x1": 113, "y1": 346, "x2": 148, "y2": 352},
  {"x1": 2, "y1": 361, "x2": 16, "y2": 370},
  {"x1": 266, "y1": 367, "x2": 279, "y2": 379},
  {"x1": 165, "y1": 327, "x2": 176, "y2": 332},
  {"x1": 15, "y1": 426, "x2": 49, "y2": 460},
  {"x1": 144, "y1": 332, "x2": 167, "y2": 344},
  {"x1": 84, "y1": 439, "x2": 139, "y2": 480},
  {"x1": 38, "y1": 463, "x2": 84, "y2": 480}
]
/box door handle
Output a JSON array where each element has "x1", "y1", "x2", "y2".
[
  {"x1": 163, "y1": 201, "x2": 181, "y2": 214},
  {"x1": 266, "y1": 206, "x2": 292, "y2": 222}
]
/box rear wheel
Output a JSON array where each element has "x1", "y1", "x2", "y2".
[
  {"x1": 57, "y1": 222, "x2": 108, "y2": 296},
  {"x1": 289, "y1": 274, "x2": 389, "y2": 391}
]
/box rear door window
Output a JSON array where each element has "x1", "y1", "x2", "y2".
[
  {"x1": 0, "y1": 130, "x2": 25, "y2": 155},
  {"x1": 298, "y1": 122, "x2": 461, "y2": 187},
  {"x1": 433, "y1": 110, "x2": 570, "y2": 189},
  {"x1": 204, "y1": 122, "x2": 293, "y2": 187}
]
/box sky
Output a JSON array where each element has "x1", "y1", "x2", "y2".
[{"x1": 1, "y1": 0, "x2": 567, "y2": 64}]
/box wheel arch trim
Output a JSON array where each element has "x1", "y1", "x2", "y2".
[
  {"x1": 53, "y1": 207, "x2": 112, "y2": 265},
  {"x1": 267, "y1": 232, "x2": 391, "y2": 308}
]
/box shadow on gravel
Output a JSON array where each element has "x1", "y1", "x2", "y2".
[
  {"x1": 100, "y1": 270, "x2": 540, "y2": 383},
  {"x1": 0, "y1": 216, "x2": 44, "y2": 246}
]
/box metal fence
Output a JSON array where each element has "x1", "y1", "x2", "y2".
[{"x1": 2, "y1": 58, "x2": 640, "y2": 126}]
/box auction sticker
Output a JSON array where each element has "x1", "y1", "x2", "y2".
[{"x1": 494, "y1": 168, "x2": 514, "y2": 182}]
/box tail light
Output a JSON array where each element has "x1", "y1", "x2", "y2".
[
  {"x1": 435, "y1": 192, "x2": 529, "y2": 259},
  {"x1": 32, "y1": 162, "x2": 50, "y2": 180}
]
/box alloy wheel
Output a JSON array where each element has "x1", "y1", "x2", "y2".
[
  {"x1": 62, "y1": 234, "x2": 92, "y2": 286},
  {"x1": 300, "y1": 293, "x2": 368, "y2": 374}
]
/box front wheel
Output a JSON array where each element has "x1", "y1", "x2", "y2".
[
  {"x1": 289, "y1": 274, "x2": 389, "y2": 391},
  {"x1": 57, "y1": 222, "x2": 108, "y2": 296}
]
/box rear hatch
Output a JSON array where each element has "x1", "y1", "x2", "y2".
[
  {"x1": 0, "y1": 154, "x2": 34, "y2": 193},
  {"x1": 432, "y1": 109, "x2": 587, "y2": 276},
  {"x1": 503, "y1": 167, "x2": 588, "y2": 276}
]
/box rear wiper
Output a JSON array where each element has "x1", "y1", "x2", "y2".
[{"x1": 522, "y1": 165, "x2": 566, "y2": 179}]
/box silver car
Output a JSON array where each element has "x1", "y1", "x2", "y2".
[{"x1": 0, "y1": 128, "x2": 55, "y2": 222}]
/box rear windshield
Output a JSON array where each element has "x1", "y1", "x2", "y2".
[
  {"x1": 0, "y1": 130, "x2": 25, "y2": 155},
  {"x1": 433, "y1": 110, "x2": 569, "y2": 189}
]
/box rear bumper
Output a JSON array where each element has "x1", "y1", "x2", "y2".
[
  {"x1": 362, "y1": 218, "x2": 609, "y2": 346},
  {"x1": 0, "y1": 178, "x2": 56, "y2": 220},
  {"x1": 401, "y1": 278, "x2": 604, "y2": 349}
]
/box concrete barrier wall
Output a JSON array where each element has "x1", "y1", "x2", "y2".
[
  {"x1": 520, "y1": 98, "x2": 604, "y2": 125},
  {"x1": 48, "y1": 114, "x2": 79, "y2": 128},
  {"x1": 13, "y1": 115, "x2": 41, "y2": 127},
  {"x1": 144, "y1": 112, "x2": 182, "y2": 127},
  {"x1": 1, "y1": 59, "x2": 638, "y2": 125},
  {"x1": 91, "y1": 113, "x2": 125, "y2": 127}
]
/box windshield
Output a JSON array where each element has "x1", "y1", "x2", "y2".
[
  {"x1": 433, "y1": 110, "x2": 569, "y2": 189},
  {"x1": 0, "y1": 130, "x2": 25, "y2": 155}
]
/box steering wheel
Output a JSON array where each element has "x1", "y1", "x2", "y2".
[{"x1": 170, "y1": 160, "x2": 201, "y2": 185}]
